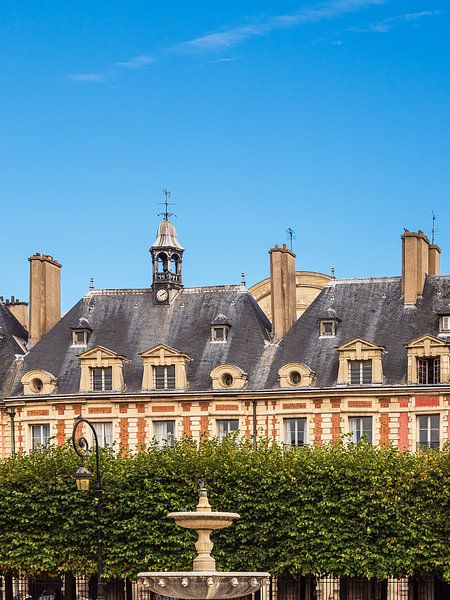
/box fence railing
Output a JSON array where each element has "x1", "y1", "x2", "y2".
[{"x1": 0, "y1": 575, "x2": 448, "y2": 600}]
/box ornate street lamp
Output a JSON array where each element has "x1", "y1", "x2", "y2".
[
  {"x1": 72, "y1": 416, "x2": 105, "y2": 600},
  {"x1": 4, "y1": 406, "x2": 16, "y2": 455}
]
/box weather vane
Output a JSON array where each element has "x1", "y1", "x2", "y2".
[
  {"x1": 286, "y1": 227, "x2": 296, "y2": 250},
  {"x1": 159, "y1": 188, "x2": 176, "y2": 221}
]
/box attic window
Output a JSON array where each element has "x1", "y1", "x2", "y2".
[
  {"x1": 320, "y1": 320, "x2": 336, "y2": 337},
  {"x1": 439, "y1": 315, "x2": 450, "y2": 333},
  {"x1": 72, "y1": 329, "x2": 90, "y2": 346},
  {"x1": 211, "y1": 326, "x2": 228, "y2": 342},
  {"x1": 210, "y1": 313, "x2": 231, "y2": 343}
]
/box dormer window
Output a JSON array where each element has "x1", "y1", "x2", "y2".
[
  {"x1": 439, "y1": 315, "x2": 450, "y2": 334},
  {"x1": 320, "y1": 320, "x2": 336, "y2": 337},
  {"x1": 212, "y1": 326, "x2": 228, "y2": 342},
  {"x1": 72, "y1": 329, "x2": 90, "y2": 346},
  {"x1": 71, "y1": 317, "x2": 92, "y2": 346},
  {"x1": 77, "y1": 346, "x2": 129, "y2": 393},
  {"x1": 210, "y1": 313, "x2": 231, "y2": 343},
  {"x1": 140, "y1": 344, "x2": 190, "y2": 391}
]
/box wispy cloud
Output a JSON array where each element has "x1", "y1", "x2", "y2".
[
  {"x1": 176, "y1": 0, "x2": 387, "y2": 53},
  {"x1": 67, "y1": 72, "x2": 104, "y2": 83},
  {"x1": 115, "y1": 54, "x2": 155, "y2": 69},
  {"x1": 349, "y1": 9, "x2": 441, "y2": 33}
]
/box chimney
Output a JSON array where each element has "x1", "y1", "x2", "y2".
[
  {"x1": 428, "y1": 244, "x2": 441, "y2": 276},
  {"x1": 269, "y1": 243, "x2": 297, "y2": 340},
  {"x1": 4, "y1": 297, "x2": 29, "y2": 330},
  {"x1": 29, "y1": 253, "x2": 62, "y2": 346},
  {"x1": 401, "y1": 230, "x2": 436, "y2": 305}
]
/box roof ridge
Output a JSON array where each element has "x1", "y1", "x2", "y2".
[{"x1": 332, "y1": 276, "x2": 401, "y2": 284}]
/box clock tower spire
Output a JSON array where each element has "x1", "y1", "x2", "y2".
[{"x1": 150, "y1": 189, "x2": 184, "y2": 304}]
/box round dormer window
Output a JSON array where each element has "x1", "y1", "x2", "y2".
[
  {"x1": 31, "y1": 378, "x2": 44, "y2": 393},
  {"x1": 222, "y1": 373, "x2": 234, "y2": 387},
  {"x1": 289, "y1": 371, "x2": 302, "y2": 385}
]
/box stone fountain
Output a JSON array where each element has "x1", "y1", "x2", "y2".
[{"x1": 138, "y1": 485, "x2": 270, "y2": 599}]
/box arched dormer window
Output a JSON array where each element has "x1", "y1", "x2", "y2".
[
  {"x1": 210, "y1": 364, "x2": 247, "y2": 390},
  {"x1": 278, "y1": 363, "x2": 315, "y2": 388},
  {"x1": 21, "y1": 369, "x2": 57, "y2": 395}
]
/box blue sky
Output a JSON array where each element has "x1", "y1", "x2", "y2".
[{"x1": 1, "y1": 0, "x2": 449, "y2": 311}]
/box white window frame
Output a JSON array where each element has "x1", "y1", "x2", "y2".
[
  {"x1": 31, "y1": 424, "x2": 51, "y2": 449},
  {"x1": 153, "y1": 420, "x2": 175, "y2": 447},
  {"x1": 91, "y1": 367, "x2": 113, "y2": 391},
  {"x1": 349, "y1": 416, "x2": 373, "y2": 444},
  {"x1": 211, "y1": 326, "x2": 229, "y2": 343},
  {"x1": 417, "y1": 414, "x2": 440, "y2": 450},
  {"x1": 217, "y1": 419, "x2": 239, "y2": 441},
  {"x1": 153, "y1": 365, "x2": 176, "y2": 390},
  {"x1": 440, "y1": 315, "x2": 450, "y2": 333},
  {"x1": 72, "y1": 330, "x2": 89, "y2": 346},
  {"x1": 348, "y1": 360, "x2": 372, "y2": 385},
  {"x1": 320, "y1": 321, "x2": 336, "y2": 337},
  {"x1": 92, "y1": 422, "x2": 113, "y2": 448},
  {"x1": 284, "y1": 418, "x2": 307, "y2": 447}
]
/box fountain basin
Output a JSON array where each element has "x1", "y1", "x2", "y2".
[
  {"x1": 139, "y1": 572, "x2": 271, "y2": 600},
  {"x1": 168, "y1": 512, "x2": 240, "y2": 530}
]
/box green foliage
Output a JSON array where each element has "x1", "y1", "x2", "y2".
[{"x1": 0, "y1": 439, "x2": 448, "y2": 581}]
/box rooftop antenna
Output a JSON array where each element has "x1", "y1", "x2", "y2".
[
  {"x1": 286, "y1": 227, "x2": 296, "y2": 251},
  {"x1": 431, "y1": 210, "x2": 436, "y2": 244},
  {"x1": 159, "y1": 188, "x2": 176, "y2": 221}
]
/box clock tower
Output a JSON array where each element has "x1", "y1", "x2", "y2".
[{"x1": 150, "y1": 192, "x2": 184, "y2": 305}]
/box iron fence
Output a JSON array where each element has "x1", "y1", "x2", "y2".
[{"x1": 0, "y1": 576, "x2": 447, "y2": 600}]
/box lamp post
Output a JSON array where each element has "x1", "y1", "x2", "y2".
[
  {"x1": 5, "y1": 406, "x2": 16, "y2": 455},
  {"x1": 72, "y1": 416, "x2": 105, "y2": 600}
]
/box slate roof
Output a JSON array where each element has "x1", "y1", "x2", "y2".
[
  {"x1": 265, "y1": 275, "x2": 450, "y2": 388},
  {"x1": 0, "y1": 303, "x2": 28, "y2": 396},
  {"x1": 11, "y1": 286, "x2": 272, "y2": 395},
  {"x1": 8, "y1": 275, "x2": 450, "y2": 397}
]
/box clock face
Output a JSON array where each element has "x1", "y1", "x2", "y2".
[{"x1": 156, "y1": 288, "x2": 169, "y2": 302}]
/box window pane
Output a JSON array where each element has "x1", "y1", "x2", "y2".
[
  {"x1": 92, "y1": 368, "x2": 103, "y2": 391},
  {"x1": 217, "y1": 420, "x2": 239, "y2": 441},
  {"x1": 362, "y1": 361, "x2": 372, "y2": 384},
  {"x1": 284, "y1": 419, "x2": 306, "y2": 447},
  {"x1": 31, "y1": 424, "x2": 50, "y2": 449},
  {"x1": 433, "y1": 358, "x2": 440, "y2": 384},
  {"x1": 103, "y1": 367, "x2": 112, "y2": 391},
  {"x1": 154, "y1": 421, "x2": 175, "y2": 447},
  {"x1": 93, "y1": 422, "x2": 113, "y2": 448},
  {"x1": 166, "y1": 365, "x2": 176, "y2": 389},
  {"x1": 349, "y1": 361, "x2": 361, "y2": 384},
  {"x1": 155, "y1": 367, "x2": 165, "y2": 389}
]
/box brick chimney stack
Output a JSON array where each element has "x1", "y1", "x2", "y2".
[
  {"x1": 269, "y1": 243, "x2": 297, "y2": 340},
  {"x1": 401, "y1": 230, "x2": 441, "y2": 305},
  {"x1": 29, "y1": 253, "x2": 62, "y2": 346}
]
